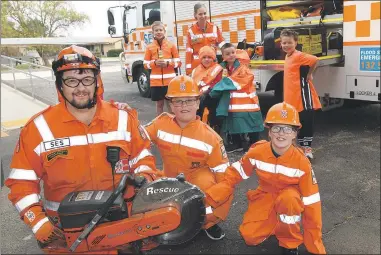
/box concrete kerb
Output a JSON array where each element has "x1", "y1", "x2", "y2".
[{"x1": 1, "y1": 80, "x2": 56, "y2": 106}]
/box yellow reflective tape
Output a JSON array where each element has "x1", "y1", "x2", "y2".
[{"x1": 267, "y1": 18, "x2": 343, "y2": 28}]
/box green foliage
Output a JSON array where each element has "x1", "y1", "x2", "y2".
[
  {"x1": 1, "y1": 1, "x2": 90, "y2": 65},
  {"x1": 107, "y1": 49, "x2": 124, "y2": 57}
]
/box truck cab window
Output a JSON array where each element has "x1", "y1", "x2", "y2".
[{"x1": 143, "y1": 1, "x2": 160, "y2": 26}]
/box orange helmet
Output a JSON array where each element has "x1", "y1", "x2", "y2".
[
  {"x1": 166, "y1": 75, "x2": 200, "y2": 98},
  {"x1": 52, "y1": 45, "x2": 100, "y2": 74},
  {"x1": 199, "y1": 46, "x2": 216, "y2": 60},
  {"x1": 264, "y1": 102, "x2": 302, "y2": 128},
  {"x1": 52, "y1": 45, "x2": 103, "y2": 104}
]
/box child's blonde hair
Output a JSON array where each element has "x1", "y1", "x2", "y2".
[{"x1": 151, "y1": 21, "x2": 165, "y2": 31}]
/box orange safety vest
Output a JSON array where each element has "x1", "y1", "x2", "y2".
[
  {"x1": 185, "y1": 21, "x2": 225, "y2": 75},
  {"x1": 144, "y1": 38, "x2": 181, "y2": 87},
  {"x1": 218, "y1": 59, "x2": 261, "y2": 113},
  {"x1": 206, "y1": 140, "x2": 326, "y2": 254},
  {"x1": 145, "y1": 113, "x2": 232, "y2": 229},
  {"x1": 283, "y1": 50, "x2": 322, "y2": 112},
  {"x1": 191, "y1": 62, "x2": 223, "y2": 94},
  {"x1": 5, "y1": 101, "x2": 157, "y2": 236}
]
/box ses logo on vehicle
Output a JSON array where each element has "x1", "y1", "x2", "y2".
[
  {"x1": 144, "y1": 32, "x2": 153, "y2": 46},
  {"x1": 359, "y1": 47, "x2": 380, "y2": 72}
]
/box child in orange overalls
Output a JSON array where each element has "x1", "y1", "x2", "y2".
[
  {"x1": 280, "y1": 29, "x2": 321, "y2": 160},
  {"x1": 204, "y1": 102, "x2": 326, "y2": 255}
]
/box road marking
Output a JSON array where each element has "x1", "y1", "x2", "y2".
[
  {"x1": 1, "y1": 118, "x2": 30, "y2": 130},
  {"x1": 23, "y1": 234, "x2": 32, "y2": 241},
  {"x1": 1, "y1": 130, "x2": 9, "y2": 137}
]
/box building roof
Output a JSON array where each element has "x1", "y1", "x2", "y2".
[{"x1": 1, "y1": 37, "x2": 122, "y2": 46}]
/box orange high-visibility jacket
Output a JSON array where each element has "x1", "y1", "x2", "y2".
[
  {"x1": 284, "y1": 50, "x2": 322, "y2": 112},
  {"x1": 5, "y1": 101, "x2": 158, "y2": 234},
  {"x1": 145, "y1": 113, "x2": 232, "y2": 229},
  {"x1": 192, "y1": 62, "x2": 223, "y2": 94},
  {"x1": 186, "y1": 22, "x2": 225, "y2": 75},
  {"x1": 205, "y1": 141, "x2": 326, "y2": 254},
  {"x1": 213, "y1": 59, "x2": 260, "y2": 113},
  {"x1": 144, "y1": 38, "x2": 181, "y2": 87}
]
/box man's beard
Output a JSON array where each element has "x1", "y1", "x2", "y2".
[{"x1": 69, "y1": 96, "x2": 93, "y2": 109}]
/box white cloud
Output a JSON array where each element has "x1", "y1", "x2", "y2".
[{"x1": 68, "y1": 1, "x2": 123, "y2": 37}]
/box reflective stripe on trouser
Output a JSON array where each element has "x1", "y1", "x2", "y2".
[{"x1": 239, "y1": 187, "x2": 304, "y2": 249}]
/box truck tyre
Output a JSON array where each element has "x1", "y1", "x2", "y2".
[{"x1": 136, "y1": 67, "x2": 151, "y2": 98}]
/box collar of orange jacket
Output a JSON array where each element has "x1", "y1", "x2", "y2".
[{"x1": 172, "y1": 115, "x2": 202, "y2": 129}]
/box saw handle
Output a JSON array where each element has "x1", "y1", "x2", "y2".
[{"x1": 69, "y1": 174, "x2": 131, "y2": 252}]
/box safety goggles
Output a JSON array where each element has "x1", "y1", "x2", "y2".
[{"x1": 270, "y1": 125, "x2": 296, "y2": 134}]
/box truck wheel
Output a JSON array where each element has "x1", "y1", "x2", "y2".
[{"x1": 136, "y1": 67, "x2": 151, "y2": 98}]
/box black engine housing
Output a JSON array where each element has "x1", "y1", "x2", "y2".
[{"x1": 57, "y1": 190, "x2": 127, "y2": 229}]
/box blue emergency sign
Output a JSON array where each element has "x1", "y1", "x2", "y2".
[
  {"x1": 359, "y1": 47, "x2": 380, "y2": 72},
  {"x1": 144, "y1": 32, "x2": 153, "y2": 46}
]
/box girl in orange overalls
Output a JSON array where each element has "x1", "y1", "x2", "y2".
[{"x1": 204, "y1": 102, "x2": 326, "y2": 255}]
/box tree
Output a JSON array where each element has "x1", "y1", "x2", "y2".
[{"x1": 1, "y1": 1, "x2": 90, "y2": 65}]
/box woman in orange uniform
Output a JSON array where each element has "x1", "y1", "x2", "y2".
[
  {"x1": 191, "y1": 46, "x2": 223, "y2": 131},
  {"x1": 204, "y1": 102, "x2": 326, "y2": 255},
  {"x1": 185, "y1": 3, "x2": 225, "y2": 75}
]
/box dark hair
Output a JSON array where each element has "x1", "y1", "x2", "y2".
[
  {"x1": 221, "y1": 43, "x2": 235, "y2": 54},
  {"x1": 280, "y1": 29, "x2": 298, "y2": 41},
  {"x1": 194, "y1": 3, "x2": 206, "y2": 14}
]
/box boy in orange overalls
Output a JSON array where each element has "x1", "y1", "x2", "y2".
[{"x1": 280, "y1": 29, "x2": 321, "y2": 160}]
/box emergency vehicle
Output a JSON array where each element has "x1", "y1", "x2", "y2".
[{"x1": 107, "y1": 0, "x2": 380, "y2": 110}]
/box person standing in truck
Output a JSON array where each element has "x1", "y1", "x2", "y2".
[
  {"x1": 144, "y1": 21, "x2": 181, "y2": 116},
  {"x1": 280, "y1": 29, "x2": 321, "y2": 160},
  {"x1": 185, "y1": 3, "x2": 226, "y2": 75}
]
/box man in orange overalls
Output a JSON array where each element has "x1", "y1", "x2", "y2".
[
  {"x1": 144, "y1": 75, "x2": 233, "y2": 241},
  {"x1": 185, "y1": 3, "x2": 225, "y2": 75},
  {"x1": 5, "y1": 45, "x2": 160, "y2": 254},
  {"x1": 204, "y1": 102, "x2": 326, "y2": 255}
]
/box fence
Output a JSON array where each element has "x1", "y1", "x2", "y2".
[{"x1": 1, "y1": 55, "x2": 58, "y2": 105}]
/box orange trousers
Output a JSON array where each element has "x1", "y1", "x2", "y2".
[{"x1": 239, "y1": 187, "x2": 304, "y2": 249}]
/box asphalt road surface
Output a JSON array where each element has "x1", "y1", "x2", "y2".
[{"x1": 1, "y1": 69, "x2": 380, "y2": 254}]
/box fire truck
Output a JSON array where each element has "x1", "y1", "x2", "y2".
[{"x1": 107, "y1": 0, "x2": 380, "y2": 110}]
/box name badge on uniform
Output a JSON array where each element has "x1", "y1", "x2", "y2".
[{"x1": 43, "y1": 138, "x2": 70, "y2": 151}]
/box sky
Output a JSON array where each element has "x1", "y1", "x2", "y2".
[{"x1": 69, "y1": 1, "x2": 127, "y2": 37}]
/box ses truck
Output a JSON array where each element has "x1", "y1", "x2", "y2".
[{"x1": 107, "y1": 0, "x2": 380, "y2": 110}]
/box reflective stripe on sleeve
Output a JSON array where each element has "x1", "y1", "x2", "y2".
[
  {"x1": 143, "y1": 60, "x2": 151, "y2": 69},
  {"x1": 211, "y1": 162, "x2": 230, "y2": 173},
  {"x1": 44, "y1": 200, "x2": 60, "y2": 212},
  {"x1": 232, "y1": 162, "x2": 249, "y2": 180},
  {"x1": 32, "y1": 217, "x2": 49, "y2": 233},
  {"x1": 9, "y1": 169, "x2": 38, "y2": 181},
  {"x1": 15, "y1": 194, "x2": 40, "y2": 213},
  {"x1": 134, "y1": 165, "x2": 152, "y2": 174},
  {"x1": 129, "y1": 149, "x2": 153, "y2": 167},
  {"x1": 205, "y1": 206, "x2": 213, "y2": 214},
  {"x1": 303, "y1": 192, "x2": 321, "y2": 205}
]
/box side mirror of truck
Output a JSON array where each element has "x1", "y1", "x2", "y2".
[
  {"x1": 107, "y1": 10, "x2": 115, "y2": 26},
  {"x1": 108, "y1": 26, "x2": 116, "y2": 35}
]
